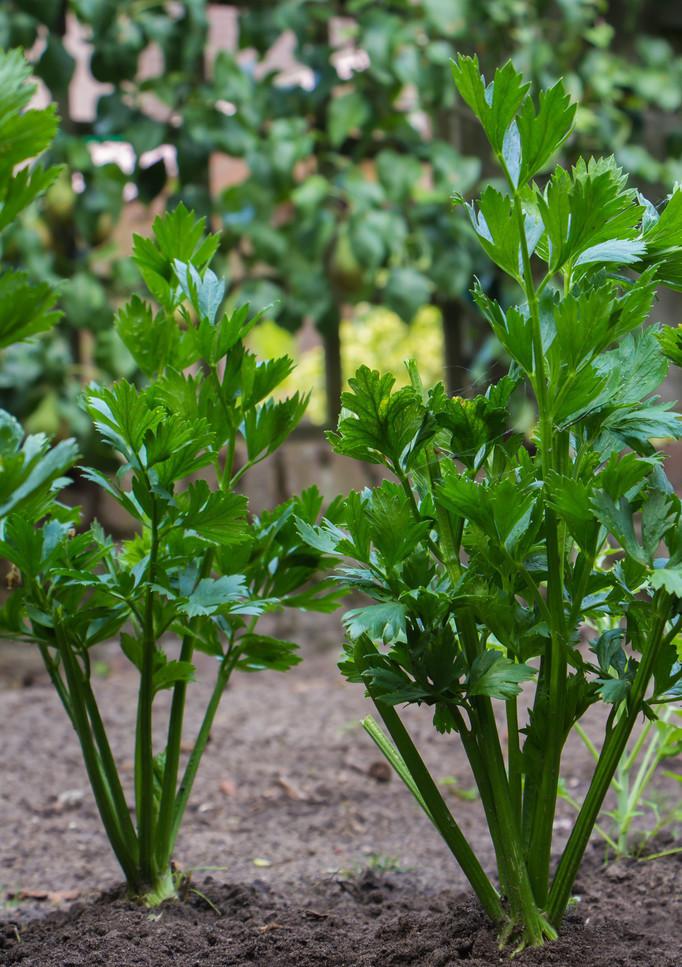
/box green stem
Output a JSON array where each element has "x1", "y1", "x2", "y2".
[
  {"x1": 210, "y1": 366, "x2": 235, "y2": 487},
  {"x1": 368, "y1": 695, "x2": 503, "y2": 923},
  {"x1": 80, "y1": 673, "x2": 139, "y2": 857},
  {"x1": 136, "y1": 498, "x2": 159, "y2": 885},
  {"x1": 510, "y1": 188, "x2": 567, "y2": 905},
  {"x1": 57, "y1": 622, "x2": 139, "y2": 888},
  {"x1": 165, "y1": 655, "x2": 234, "y2": 865},
  {"x1": 449, "y1": 704, "x2": 514, "y2": 901},
  {"x1": 155, "y1": 548, "x2": 215, "y2": 871},
  {"x1": 456, "y1": 613, "x2": 549, "y2": 943},
  {"x1": 641, "y1": 845, "x2": 682, "y2": 861},
  {"x1": 547, "y1": 599, "x2": 671, "y2": 926},
  {"x1": 362, "y1": 716, "x2": 431, "y2": 815},
  {"x1": 574, "y1": 722, "x2": 600, "y2": 762},
  {"x1": 37, "y1": 640, "x2": 74, "y2": 726},
  {"x1": 621, "y1": 716, "x2": 652, "y2": 773},
  {"x1": 475, "y1": 695, "x2": 549, "y2": 943},
  {"x1": 558, "y1": 783, "x2": 619, "y2": 852},
  {"x1": 506, "y1": 695, "x2": 522, "y2": 825},
  {"x1": 139, "y1": 867, "x2": 177, "y2": 907},
  {"x1": 617, "y1": 717, "x2": 662, "y2": 853},
  {"x1": 525, "y1": 542, "x2": 566, "y2": 904},
  {"x1": 230, "y1": 455, "x2": 270, "y2": 487},
  {"x1": 511, "y1": 193, "x2": 548, "y2": 418}
]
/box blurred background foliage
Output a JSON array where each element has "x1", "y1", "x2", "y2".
[{"x1": 2, "y1": 0, "x2": 682, "y2": 453}]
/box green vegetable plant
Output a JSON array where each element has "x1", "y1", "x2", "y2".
[
  {"x1": 0, "y1": 48, "x2": 78, "y2": 515},
  {"x1": 300, "y1": 56, "x2": 682, "y2": 950},
  {"x1": 0, "y1": 205, "x2": 340, "y2": 905},
  {"x1": 561, "y1": 703, "x2": 682, "y2": 860}
]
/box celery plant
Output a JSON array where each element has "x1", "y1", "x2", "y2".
[
  {"x1": 561, "y1": 705, "x2": 682, "y2": 859},
  {"x1": 300, "y1": 56, "x2": 682, "y2": 949},
  {"x1": 0, "y1": 207, "x2": 340, "y2": 904}
]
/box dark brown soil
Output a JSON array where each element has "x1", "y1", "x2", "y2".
[
  {"x1": 1, "y1": 853, "x2": 680, "y2": 966},
  {"x1": 0, "y1": 623, "x2": 680, "y2": 966}
]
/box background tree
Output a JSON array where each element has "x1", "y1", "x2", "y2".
[{"x1": 2, "y1": 0, "x2": 682, "y2": 433}]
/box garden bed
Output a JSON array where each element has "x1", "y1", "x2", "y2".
[
  {"x1": 1, "y1": 853, "x2": 679, "y2": 967},
  {"x1": 1, "y1": 628, "x2": 680, "y2": 966}
]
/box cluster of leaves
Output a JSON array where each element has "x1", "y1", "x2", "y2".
[
  {"x1": 5, "y1": 1, "x2": 682, "y2": 436},
  {"x1": 301, "y1": 55, "x2": 682, "y2": 949},
  {"x1": 0, "y1": 205, "x2": 340, "y2": 902},
  {"x1": 0, "y1": 49, "x2": 78, "y2": 517}
]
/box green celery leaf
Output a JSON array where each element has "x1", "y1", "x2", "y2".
[
  {"x1": 546, "y1": 473, "x2": 598, "y2": 553},
  {"x1": 174, "y1": 259, "x2": 226, "y2": 324},
  {"x1": 143, "y1": 415, "x2": 215, "y2": 485},
  {"x1": 641, "y1": 491, "x2": 679, "y2": 560},
  {"x1": 462, "y1": 187, "x2": 524, "y2": 281},
  {"x1": 327, "y1": 366, "x2": 425, "y2": 468},
  {"x1": 0, "y1": 104, "x2": 59, "y2": 168},
  {"x1": 364, "y1": 480, "x2": 432, "y2": 569},
  {"x1": 474, "y1": 285, "x2": 534, "y2": 372},
  {"x1": 468, "y1": 651, "x2": 535, "y2": 699},
  {"x1": 240, "y1": 353, "x2": 295, "y2": 408},
  {"x1": 0, "y1": 436, "x2": 77, "y2": 518},
  {"x1": 430, "y1": 382, "x2": 510, "y2": 469},
  {"x1": 517, "y1": 80, "x2": 576, "y2": 183},
  {"x1": 591, "y1": 629, "x2": 626, "y2": 676},
  {"x1": 649, "y1": 567, "x2": 682, "y2": 597},
  {"x1": 656, "y1": 324, "x2": 682, "y2": 367},
  {"x1": 0, "y1": 409, "x2": 23, "y2": 455},
  {"x1": 0, "y1": 49, "x2": 41, "y2": 125},
  {"x1": 642, "y1": 187, "x2": 682, "y2": 251},
  {"x1": 295, "y1": 517, "x2": 345, "y2": 555},
  {"x1": 236, "y1": 634, "x2": 300, "y2": 672},
  {"x1": 153, "y1": 660, "x2": 196, "y2": 695},
  {"x1": 491, "y1": 480, "x2": 541, "y2": 557},
  {"x1": 537, "y1": 157, "x2": 642, "y2": 273},
  {"x1": 241, "y1": 393, "x2": 308, "y2": 461},
  {"x1": 451, "y1": 55, "x2": 529, "y2": 156},
  {"x1": 597, "y1": 677, "x2": 631, "y2": 704},
  {"x1": 116, "y1": 296, "x2": 194, "y2": 377},
  {"x1": 0, "y1": 271, "x2": 61, "y2": 348},
  {"x1": 436, "y1": 467, "x2": 493, "y2": 535},
  {"x1": 591, "y1": 492, "x2": 648, "y2": 565},
  {"x1": 344, "y1": 602, "x2": 407, "y2": 644},
  {"x1": 0, "y1": 163, "x2": 61, "y2": 233},
  {"x1": 573, "y1": 238, "x2": 646, "y2": 268},
  {"x1": 174, "y1": 481, "x2": 248, "y2": 546},
  {"x1": 180, "y1": 575, "x2": 248, "y2": 618},
  {"x1": 85, "y1": 381, "x2": 166, "y2": 463},
  {"x1": 599, "y1": 452, "x2": 656, "y2": 500},
  {"x1": 132, "y1": 203, "x2": 219, "y2": 307}
]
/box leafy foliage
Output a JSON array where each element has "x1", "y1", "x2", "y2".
[
  {"x1": 5, "y1": 2, "x2": 682, "y2": 434},
  {"x1": 0, "y1": 207, "x2": 338, "y2": 903},
  {"x1": 304, "y1": 57, "x2": 682, "y2": 950},
  {"x1": 0, "y1": 50, "x2": 77, "y2": 516}
]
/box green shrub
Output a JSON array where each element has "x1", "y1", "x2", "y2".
[
  {"x1": 301, "y1": 56, "x2": 682, "y2": 950},
  {"x1": 0, "y1": 49, "x2": 78, "y2": 516},
  {"x1": 0, "y1": 206, "x2": 340, "y2": 904}
]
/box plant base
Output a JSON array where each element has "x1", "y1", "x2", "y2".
[{"x1": 136, "y1": 868, "x2": 178, "y2": 907}]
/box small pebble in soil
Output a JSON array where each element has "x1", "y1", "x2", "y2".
[{"x1": 368, "y1": 761, "x2": 392, "y2": 783}]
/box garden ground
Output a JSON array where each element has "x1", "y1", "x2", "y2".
[{"x1": 0, "y1": 618, "x2": 680, "y2": 966}]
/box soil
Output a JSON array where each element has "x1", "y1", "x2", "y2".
[{"x1": 0, "y1": 618, "x2": 680, "y2": 966}]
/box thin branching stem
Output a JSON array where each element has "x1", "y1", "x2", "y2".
[{"x1": 137, "y1": 495, "x2": 159, "y2": 885}]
